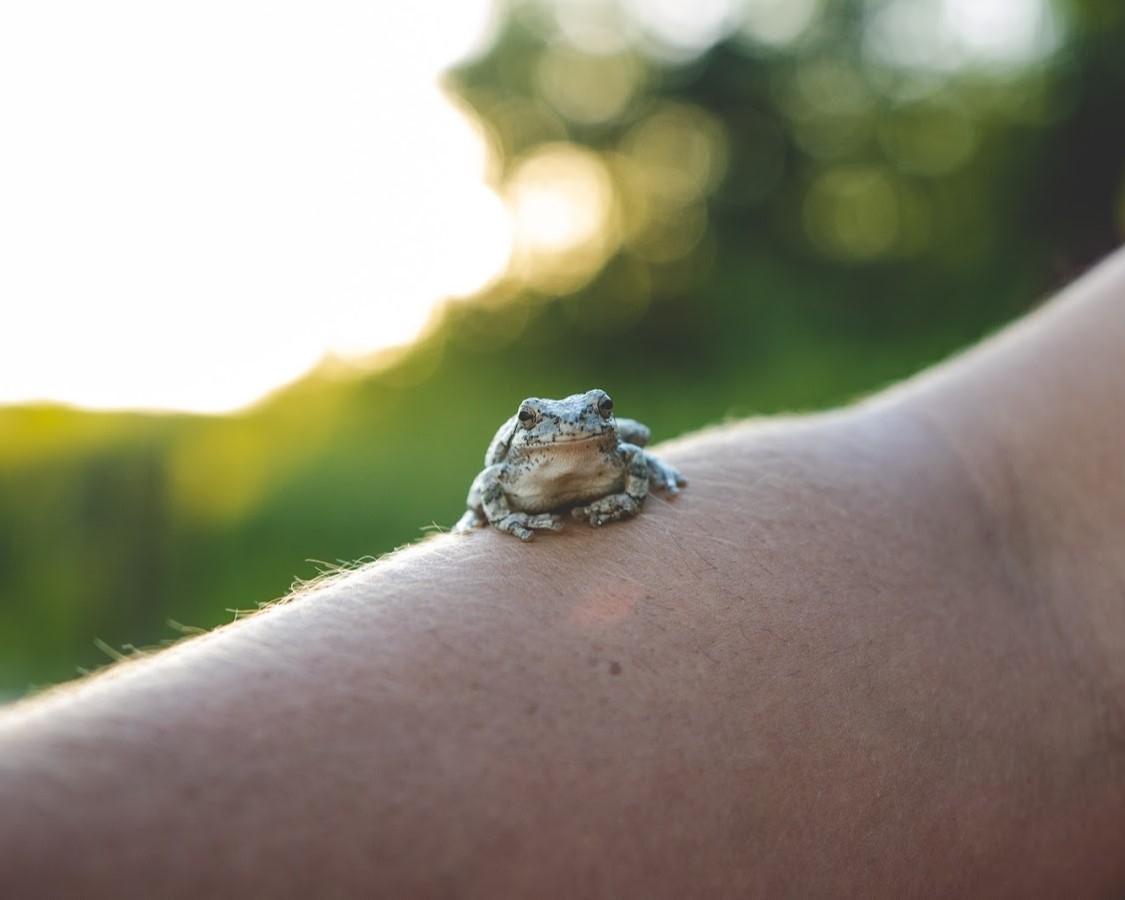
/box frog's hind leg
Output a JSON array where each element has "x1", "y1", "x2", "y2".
[{"x1": 453, "y1": 474, "x2": 489, "y2": 533}]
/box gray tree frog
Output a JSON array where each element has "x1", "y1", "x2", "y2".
[{"x1": 453, "y1": 389, "x2": 686, "y2": 541}]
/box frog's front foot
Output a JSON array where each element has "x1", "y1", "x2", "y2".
[
  {"x1": 494, "y1": 512, "x2": 565, "y2": 542},
  {"x1": 572, "y1": 493, "x2": 641, "y2": 527},
  {"x1": 647, "y1": 457, "x2": 687, "y2": 494}
]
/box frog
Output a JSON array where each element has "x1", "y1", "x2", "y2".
[{"x1": 452, "y1": 389, "x2": 686, "y2": 541}]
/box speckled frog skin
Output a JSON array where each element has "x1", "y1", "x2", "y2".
[{"x1": 453, "y1": 389, "x2": 686, "y2": 541}]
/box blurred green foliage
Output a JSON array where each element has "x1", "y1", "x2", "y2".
[{"x1": 2, "y1": 0, "x2": 1124, "y2": 697}]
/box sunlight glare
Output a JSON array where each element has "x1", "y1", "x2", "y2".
[{"x1": 0, "y1": 1, "x2": 507, "y2": 413}]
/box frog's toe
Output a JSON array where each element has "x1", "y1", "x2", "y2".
[
  {"x1": 574, "y1": 494, "x2": 640, "y2": 526},
  {"x1": 589, "y1": 508, "x2": 625, "y2": 526},
  {"x1": 495, "y1": 512, "x2": 562, "y2": 540},
  {"x1": 526, "y1": 513, "x2": 564, "y2": 532},
  {"x1": 651, "y1": 463, "x2": 686, "y2": 493},
  {"x1": 496, "y1": 517, "x2": 534, "y2": 541}
]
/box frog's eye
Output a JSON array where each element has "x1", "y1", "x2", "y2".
[
  {"x1": 596, "y1": 395, "x2": 614, "y2": 418},
  {"x1": 517, "y1": 406, "x2": 538, "y2": 428}
]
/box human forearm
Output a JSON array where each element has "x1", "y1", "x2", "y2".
[
  {"x1": 882, "y1": 246, "x2": 1125, "y2": 721},
  {"x1": 1, "y1": 400, "x2": 1121, "y2": 896}
]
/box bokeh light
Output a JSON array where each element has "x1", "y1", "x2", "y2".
[
  {"x1": 737, "y1": 0, "x2": 822, "y2": 49},
  {"x1": 804, "y1": 166, "x2": 911, "y2": 261},
  {"x1": 621, "y1": 0, "x2": 740, "y2": 61},
  {"x1": 536, "y1": 46, "x2": 645, "y2": 125},
  {"x1": 505, "y1": 143, "x2": 619, "y2": 292},
  {"x1": 616, "y1": 103, "x2": 728, "y2": 263},
  {"x1": 865, "y1": 0, "x2": 1063, "y2": 74},
  {"x1": 878, "y1": 96, "x2": 979, "y2": 176}
]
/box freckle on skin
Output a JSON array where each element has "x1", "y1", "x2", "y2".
[{"x1": 609, "y1": 661, "x2": 622, "y2": 675}]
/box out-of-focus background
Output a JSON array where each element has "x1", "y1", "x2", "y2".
[{"x1": 1, "y1": 0, "x2": 1123, "y2": 699}]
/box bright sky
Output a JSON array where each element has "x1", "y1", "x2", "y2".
[{"x1": 0, "y1": 1, "x2": 508, "y2": 413}]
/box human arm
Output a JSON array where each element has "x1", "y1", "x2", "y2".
[{"x1": 2, "y1": 251, "x2": 1125, "y2": 897}]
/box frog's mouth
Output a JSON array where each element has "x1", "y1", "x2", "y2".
[{"x1": 547, "y1": 432, "x2": 615, "y2": 445}]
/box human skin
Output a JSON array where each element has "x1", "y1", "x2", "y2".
[{"x1": 2, "y1": 252, "x2": 1125, "y2": 897}]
